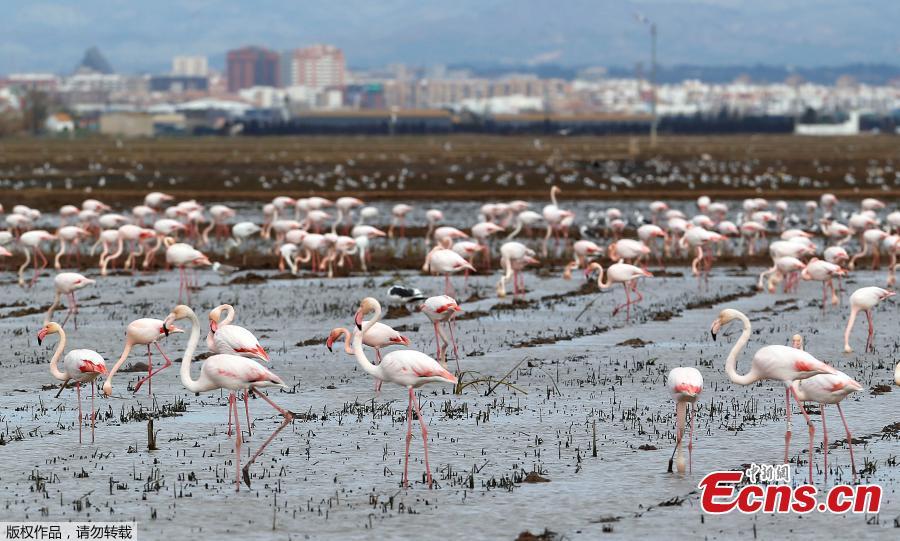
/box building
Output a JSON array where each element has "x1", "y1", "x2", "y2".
[
  {"x1": 45, "y1": 113, "x2": 75, "y2": 133},
  {"x1": 149, "y1": 75, "x2": 209, "y2": 93},
  {"x1": 226, "y1": 46, "x2": 279, "y2": 92},
  {"x1": 99, "y1": 112, "x2": 186, "y2": 137},
  {"x1": 284, "y1": 45, "x2": 345, "y2": 88},
  {"x1": 172, "y1": 56, "x2": 208, "y2": 77}
]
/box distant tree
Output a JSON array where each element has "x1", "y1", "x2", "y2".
[
  {"x1": 800, "y1": 107, "x2": 818, "y2": 124},
  {"x1": 21, "y1": 89, "x2": 49, "y2": 135}
]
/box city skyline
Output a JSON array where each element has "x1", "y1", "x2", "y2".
[{"x1": 2, "y1": 1, "x2": 899, "y2": 75}]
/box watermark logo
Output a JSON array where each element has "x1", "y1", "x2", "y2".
[
  {"x1": 698, "y1": 465, "x2": 881, "y2": 514},
  {"x1": 2, "y1": 522, "x2": 136, "y2": 540}
]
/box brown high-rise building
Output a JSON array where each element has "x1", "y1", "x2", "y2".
[{"x1": 226, "y1": 46, "x2": 280, "y2": 92}]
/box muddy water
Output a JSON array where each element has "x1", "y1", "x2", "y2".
[{"x1": 0, "y1": 258, "x2": 897, "y2": 539}]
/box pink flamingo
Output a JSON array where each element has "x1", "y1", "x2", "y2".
[
  {"x1": 563, "y1": 240, "x2": 603, "y2": 280},
  {"x1": 388, "y1": 204, "x2": 413, "y2": 239},
  {"x1": 790, "y1": 334, "x2": 862, "y2": 480},
  {"x1": 667, "y1": 367, "x2": 703, "y2": 473},
  {"x1": 801, "y1": 258, "x2": 847, "y2": 310},
  {"x1": 497, "y1": 241, "x2": 540, "y2": 298},
  {"x1": 39, "y1": 322, "x2": 107, "y2": 444},
  {"x1": 103, "y1": 318, "x2": 184, "y2": 397},
  {"x1": 163, "y1": 305, "x2": 292, "y2": 491},
  {"x1": 352, "y1": 298, "x2": 457, "y2": 488},
  {"x1": 18, "y1": 229, "x2": 56, "y2": 287},
  {"x1": 710, "y1": 309, "x2": 837, "y2": 480},
  {"x1": 44, "y1": 272, "x2": 95, "y2": 329},
  {"x1": 586, "y1": 261, "x2": 653, "y2": 322},
  {"x1": 165, "y1": 242, "x2": 211, "y2": 303},
  {"x1": 843, "y1": 287, "x2": 895, "y2": 353},
  {"x1": 54, "y1": 226, "x2": 90, "y2": 269},
  {"x1": 607, "y1": 239, "x2": 650, "y2": 266},
  {"x1": 327, "y1": 324, "x2": 410, "y2": 391},
  {"x1": 420, "y1": 295, "x2": 463, "y2": 367},
  {"x1": 422, "y1": 240, "x2": 476, "y2": 296}
]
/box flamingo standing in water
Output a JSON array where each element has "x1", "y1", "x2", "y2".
[
  {"x1": 163, "y1": 305, "x2": 292, "y2": 491},
  {"x1": 44, "y1": 272, "x2": 95, "y2": 329},
  {"x1": 103, "y1": 318, "x2": 184, "y2": 397},
  {"x1": 351, "y1": 297, "x2": 457, "y2": 488},
  {"x1": 166, "y1": 242, "x2": 211, "y2": 302},
  {"x1": 843, "y1": 287, "x2": 895, "y2": 353},
  {"x1": 563, "y1": 240, "x2": 603, "y2": 280},
  {"x1": 18, "y1": 229, "x2": 56, "y2": 287},
  {"x1": 422, "y1": 239, "x2": 476, "y2": 296},
  {"x1": 541, "y1": 185, "x2": 573, "y2": 257},
  {"x1": 38, "y1": 322, "x2": 107, "y2": 444},
  {"x1": 790, "y1": 334, "x2": 862, "y2": 480},
  {"x1": 388, "y1": 204, "x2": 413, "y2": 239},
  {"x1": 207, "y1": 304, "x2": 270, "y2": 434},
  {"x1": 801, "y1": 258, "x2": 848, "y2": 310},
  {"x1": 497, "y1": 241, "x2": 539, "y2": 298},
  {"x1": 420, "y1": 295, "x2": 463, "y2": 367},
  {"x1": 710, "y1": 309, "x2": 837, "y2": 480},
  {"x1": 666, "y1": 367, "x2": 703, "y2": 474},
  {"x1": 586, "y1": 261, "x2": 653, "y2": 322},
  {"x1": 327, "y1": 324, "x2": 410, "y2": 391}
]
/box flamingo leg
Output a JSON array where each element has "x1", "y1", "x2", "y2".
[
  {"x1": 133, "y1": 342, "x2": 176, "y2": 394},
  {"x1": 837, "y1": 404, "x2": 857, "y2": 477},
  {"x1": 865, "y1": 310, "x2": 874, "y2": 352},
  {"x1": 230, "y1": 392, "x2": 242, "y2": 492},
  {"x1": 790, "y1": 387, "x2": 815, "y2": 481},
  {"x1": 688, "y1": 403, "x2": 695, "y2": 473},
  {"x1": 76, "y1": 383, "x2": 83, "y2": 445},
  {"x1": 374, "y1": 349, "x2": 383, "y2": 392},
  {"x1": 447, "y1": 321, "x2": 461, "y2": 374},
  {"x1": 784, "y1": 387, "x2": 792, "y2": 464},
  {"x1": 822, "y1": 404, "x2": 828, "y2": 482},
  {"x1": 668, "y1": 402, "x2": 684, "y2": 473},
  {"x1": 71, "y1": 292, "x2": 79, "y2": 330},
  {"x1": 411, "y1": 390, "x2": 433, "y2": 488},
  {"x1": 432, "y1": 322, "x2": 443, "y2": 364},
  {"x1": 90, "y1": 381, "x2": 96, "y2": 443},
  {"x1": 403, "y1": 387, "x2": 414, "y2": 488},
  {"x1": 244, "y1": 389, "x2": 252, "y2": 437},
  {"x1": 241, "y1": 389, "x2": 293, "y2": 488}
]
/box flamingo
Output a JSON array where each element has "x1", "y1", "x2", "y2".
[
  {"x1": 103, "y1": 318, "x2": 184, "y2": 397},
  {"x1": 681, "y1": 226, "x2": 726, "y2": 287},
  {"x1": 849, "y1": 228, "x2": 889, "y2": 270},
  {"x1": 54, "y1": 226, "x2": 90, "y2": 269},
  {"x1": 38, "y1": 322, "x2": 107, "y2": 444},
  {"x1": 327, "y1": 324, "x2": 410, "y2": 391},
  {"x1": 790, "y1": 334, "x2": 862, "y2": 479},
  {"x1": 224, "y1": 222, "x2": 261, "y2": 263},
  {"x1": 607, "y1": 239, "x2": 650, "y2": 266},
  {"x1": 424, "y1": 209, "x2": 444, "y2": 246},
  {"x1": 207, "y1": 304, "x2": 269, "y2": 361},
  {"x1": 666, "y1": 367, "x2": 703, "y2": 474},
  {"x1": 420, "y1": 295, "x2": 463, "y2": 367},
  {"x1": 497, "y1": 241, "x2": 539, "y2": 298},
  {"x1": 801, "y1": 258, "x2": 847, "y2": 310},
  {"x1": 422, "y1": 239, "x2": 476, "y2": 296},
  {"x1": 351, "y1": 297, "x2": 457, "y2": 488},
  {"x1": 18, "y1": 229, "x2": 56, "y2": 287},
  {"x1": 541, "y1": 186, "x2": 573, "y2": 257},
  {"x1": 563, "y1": 240, "x2": 603, "y2": 280},
  {"x1": 166, "y1": 242, "x2": 211, "y2": 303},
  {"x1": 162, "y1": 305, "x2": 292, "y2": 491},
  {"x1": 843, "y1": 287, "x2": 895, "y2": 353},
  {"x1": 710, "y1": 309, "x2": 837, "y2": 479},
  {"x1": 586, "y1": 261, "x2": 653, "y2": 322},
  {"x1": 470, "y1": 221, "x2": 504, "y2": 270},
  {"x1": 44, "y1": 272, "x2": 95, "y2": 329},
  {"x1": 388, "y1": 204, "x2": 413, "y2": 239}
]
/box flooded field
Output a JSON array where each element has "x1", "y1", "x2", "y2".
[{"x1": 0, "y1": 244, "x2": 897, "y2": 539}]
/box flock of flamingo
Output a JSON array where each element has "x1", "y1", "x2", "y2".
[{"x1": 1, "y1": 186, "x2": 897, "y2": 491}]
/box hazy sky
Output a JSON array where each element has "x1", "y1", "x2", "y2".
[{"x1": 1, "y1": 0, "x2": 897, "y2": 74}]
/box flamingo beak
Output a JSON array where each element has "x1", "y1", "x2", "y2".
[
  {"x1": 210, "y1": 320, "x2": 218, "y2": 333},
  {"x1": 710, "y1": 320, "x2": 719, "y2": 341},
  {"x1": 37, "y1": 328, "x2": 47, "y2": 345},
  {"x1": 326, "y1": 336, "x2": 334, "y2": 352},
  {"x1": 354, "y1": 309, "x2": 364, "y2": 330}
]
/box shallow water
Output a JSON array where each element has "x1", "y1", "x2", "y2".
[{"x1": 0, "y1": 243, "x2": 897, "y2": 539}]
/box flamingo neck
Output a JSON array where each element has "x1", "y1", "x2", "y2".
[
  {"x1": 352, "y1": 306, "x2": 384, "y2": 381},
  {"x1": 105, "y1": 339, "x2": 134, "y2": 391},
  {"x1": 550, "y1": 188, "x2": 558, "y2": 207},
  {"x1": 219, "y1": 305, "x2": 236, "y2": 326},
  {"x1": 49, "y1": 329, "x2": 67, "y2": 381},
  {"x1": 179, "y1": 308, "x2": 212, "y2": 393},
  {"x1": 597, "y1": 266, "x2": 611, "y2": 289},
  {"x1": 724, "y1": 312, "x2": 758, "y2": 385},
  {"x1": 507, "y1": 219, "x2": 523, "y2": 240},
  {"x1": 338, "y1": 327, "x2": 354, "y2": 355}
]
